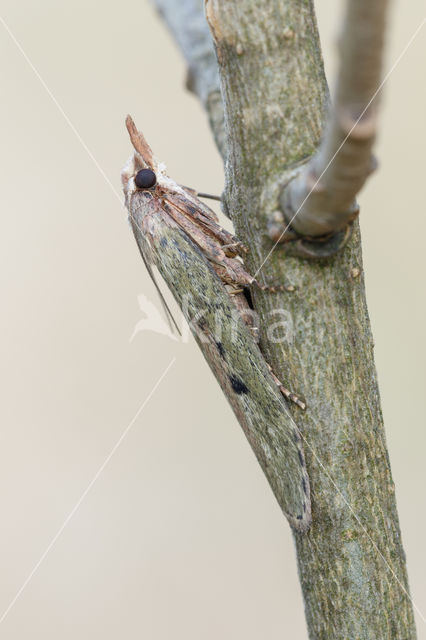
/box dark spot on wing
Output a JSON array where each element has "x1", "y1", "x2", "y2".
[
  {"x1": 216, "y1": 341, "x2": 225, "y2": 358},
  {"x1": 229, "y1": 376, "x2": 249, "y2": 395},
  {"x1": 298, "y1": 450, "x2": 304, "y2": 467},
  {"x1": 160, "y1": 237, "x2": 168, "y2": 248}
]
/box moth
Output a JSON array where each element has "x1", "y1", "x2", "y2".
[{"x1": 122, "y1": 116, "x2": 311, "y2": 532}]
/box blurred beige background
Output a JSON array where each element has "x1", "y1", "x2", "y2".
[{"x1": 0, "y1": 0, "x2": 425, "y2": 637}]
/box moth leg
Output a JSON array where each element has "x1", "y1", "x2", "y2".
[
  {"x1": 254, "y1": 280, "x2": 296, "y2": 293},
  {"x1": 179, "y1": 185, "x2": 222, "y2": 202},
  {"x1": 266, "y1": 364, "x2": 307, "y2": 411},
  {"x1": 221, "y1": 241, "x2": 248, "y2": 256},
  {"x1": 213, "y1": 259, "x2": 296, "y2": 293},
  {"x1": 197, "y1": 191, "x2": 222, "y2": 202}
]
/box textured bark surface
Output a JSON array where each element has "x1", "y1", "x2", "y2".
[
  {"x1": 151, "y1": 0, "x2": 226, "y2": 155},
  {"x1": 143, "y1": 0, "x2": 417, "y2": 637},
  {"x1": 206, "y1": 0, "x2": 416, "y2": 637}
]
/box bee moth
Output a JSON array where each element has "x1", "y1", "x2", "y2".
[{"x1": 122, "y1": 116, "x2": 311, "y2": 532}]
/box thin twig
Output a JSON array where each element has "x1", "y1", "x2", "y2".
[{"x1": 281, "y1": 0, "x2": 389, "y2": 236}]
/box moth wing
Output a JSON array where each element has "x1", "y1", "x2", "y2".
[
  {"x1": 167, "y1": 191, "x2": 239, "y2": 250},
  {"x1": 161, "y1": 197, "x2": 228, "y2": 265},
  {"x1": 130, "y1": 192, "x2": 311, "y2": 532},
  {"x1": 173, "y1": 188, "x2": 220, "y2": 222},
  {"x1": 128, "y1": 195, "x2": 181, "y2": 336}
]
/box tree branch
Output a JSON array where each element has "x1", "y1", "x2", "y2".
[
  {"x1": 134, "y1": 0, "x2": 417, "y2": 637},
  {"x1": 151, "y1": 0, "x2": 226, "y2": 155},
  {"x1": 204, "y1": 0, "x2": 416, "y2": 637},
  {"x1": 280, "y1": 0, "x2": 389, "y2": 237}
]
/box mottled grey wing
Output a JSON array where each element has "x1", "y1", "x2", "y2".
[
  {"x1": 130, "y1": 196, "x2": 311, "y2": 532},
  {"x1": 132, "y1": 231, "x2": 181, "y2": 336}
]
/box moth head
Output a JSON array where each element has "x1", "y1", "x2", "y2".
[
  {"x1": 122, "y1": 115, "x2": 162, "y2": 204},
  {"x1": 122, "y1": 115, "x2": 182, "y2": 206},
  {"x1": 134, "y1": 168, "x2": 157, "y2": 190}
]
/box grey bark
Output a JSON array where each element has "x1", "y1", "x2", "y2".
[
  {"x1": 152, "y1": 0, "x2": 225, "y2": 155},
  {"x1": 146, "y1": 0, "x2": 417, "y2": 638}
]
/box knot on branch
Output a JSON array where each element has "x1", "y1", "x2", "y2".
[
  {"x1": 338, "y1": 105, "x2": 379, "y2": 141},
  {"x1": 268, "y1": 200, "x2": 359, "y2": 260}
]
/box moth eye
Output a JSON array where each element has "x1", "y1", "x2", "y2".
[{"x1": 135, "y1": 169, "x2": 157, "y2": 189}]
